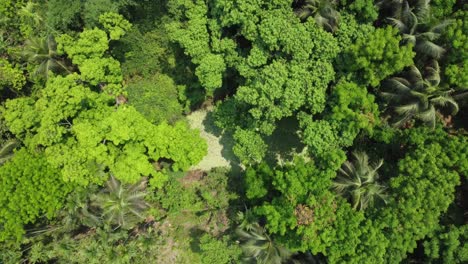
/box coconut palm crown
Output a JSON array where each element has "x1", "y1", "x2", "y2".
[
  {"x1": 386, "y1": 0, "x2": 452, "y2": 59},
  {"x1": 381, "y1": 61, "x2": 463, "y2": 128},
  {"x1": 236, "y1": 221, "x2": 292, "y2": 264},
  {"x1": 90, "y1": 175, "x2": 149, "y2": 230},
  {"x1": 333, "y1": 152, "x2": 387, "y2": 211},
  {"x1": 22, "y1": 35, "x2": 71, "y2": 79}
]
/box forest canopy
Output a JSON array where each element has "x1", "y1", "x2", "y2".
[{"x1": 0, "y1": 0, "x2": 467, "y2": 263}]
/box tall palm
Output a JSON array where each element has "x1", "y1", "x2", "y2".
[
  {"x1": 386, "y1": 0, "x2": 451, "y2": 59},
  {"x1": 333, "y1": 152, "x2": 387, "y2": 211},
  {"x1": 22, "y1": 35, "x2": 71, "y2": 79},
  {"x1": 293, "y1": 0, "x2": 340, "y2": 32},
  {"x1": 236, "y1": 222, "x2": 292, "y2": 264},
  {"x1": 0, "y1": 139, "x2": 20, "y2": 165},
  {"x1": 90, "y1": 176, "x2": 149, "y2": 230},
  {"x1": 382, "y1": 61, "x2": 462, "y2": 128}
]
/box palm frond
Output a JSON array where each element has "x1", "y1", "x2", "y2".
[
  {"x1": 415, "y1": 104, "x2": 436, "y2": 128},
  {"x1": 386, "y1": 77, "x2": 412, "y2": 93},
  {"x1": 394, "y1": 102, "x2": 419, "y2": 115},
  {"x1": 414, "y1": 0, "x2": 430, "y2": 21},
  {"x1": 415, "y1": 40, "x2": 445, "y2": 59},
  {"x1": 417, "y1": 31, "x2": 441, "y2": 41},
  {"x1": 425, "y1": 60, "x2": 441, "y2": 87},
  {"x1": 430, "y1": 20, "x2": 455, "y2": 34},
  {"x1": 387, "y1": 18, "x2": 407, "y2": 32},
  {"x1": 381, "y1": 91, "x2": 402, "y2": 102},
  {"x1": 0, "y1": 139, "x2": 20, "y2": 165},
  {"x1": 431, "y1": 95, "x2": 459, "y2": 115}
]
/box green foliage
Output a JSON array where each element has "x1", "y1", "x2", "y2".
[
  {"x1": 245, "y1": 159, "x2": 386, "y2": 262},
  {"x1": 0, "y1": 59, "x2": 25, "y2": 93},
  {"x1": 169, "y1": 1, "x2": 339, "y2": 135},
  {"x1": 445, "y1": 61, "x2": 468, "y2": 89},
  {"x1": 56, "y1": 15, "x2": 131, "y2": 95},
  {"x1": 57, "y1": 29, "x2": 109, "y2": 65},
  {"x1": 374, "y1": 127, "x2": 467, "y2": 263},
  {"x1": 299, "y1": 118, "x2": 339, "y2": 156},
  {"x1": 127, "y1": 74, "x2": 183, "y2": 124},
  {"x1": 339, "y1": 26, "x2": 415, "y2": 87},
  {"x1": 22, "y1": 227, "x2": 170, "y2": 264},
  {"x1": 244, "y1": 163, "x2": 272, "y2": 200},
  {"x1": 199, "y1": 234, "x2": 242, "y2": 264},
  {"x1": 99, "y1": 12, "x2": 132, "y2": 40},
  {"x1": 156, "y1": 168, "x2": 237, "y2": 218},
  {"x1": 46, "y1": 0, "x2": 82, "y2": 32},
  {"x1": 444, "y1": 10, "x2": 468, "y2": 88},
  {"x1": 325, "y1": 80, "x2": 379, "y2": 145},
  {"x1": 22, "y1": 35, "x2": 71, "y2": 81},
  {"x1": 0, "y1": 148, "x2": 72, "y2": 243},
  {"x1": 298, "y1": 81, "x2": 378, "y2": 167},
  {"x1": 234, "y1": 19, "x2": 338, "y2": 135},
  {"x1": 166, "y1": 0, "x2": 226, "y2": 96},
  {"x1": 118, "y1": 25, "x2": 174, "y2": 78},
  {"x1": 430, "y1": 0, "x2": 456, "y2": 19},
  {"x1": 2, "y1": 74, "x2": 207, "y2": 185},
  {"x1": 423, "y1": 225, "x2": 468, "y2": 264},
  {"x1": 233, "y1": 128, "x2": 267, "y2": 165},
  {"x1": 339, "y1": 0, "x2": 378, "y2": 23},
  {"x1": 335, "y1": 12, "x2": 374, "y2": 51}
]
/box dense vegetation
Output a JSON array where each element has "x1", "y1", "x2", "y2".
[{"x1": 0, "y1": 0, "x2": 467, "y2": 263}]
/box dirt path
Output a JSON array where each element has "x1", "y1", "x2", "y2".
[{"x1": 187, "y1": 109, "x2": 237, "y2": 170}]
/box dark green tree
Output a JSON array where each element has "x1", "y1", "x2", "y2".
[
  {"x1": 374, "y1": 127, "x2": 468, "y2": 263},
  {"x1": 423, "y1": 225, "x2": 468, "y2": 264}
]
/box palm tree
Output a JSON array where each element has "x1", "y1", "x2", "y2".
[
  {"x1": 333, "y1": 152, "x2": 387, "y2": 211},
  {"x1": 0, "y1": 139, "x2": 20, "y2": 165},
  {"x1": 386, "y1": 0, "x2": 452, "y2": 59},
  {"x1": 381, "y1": 61, "x2": 463, "y2": 128},
  {"x1": 22, "y1": 35, "x2": 71, "y2": 80},
  {"x1": 293, "y1": 0, "x2": 340, "y2": 32},
  {"x1": 236, "y1": 222, "x2": 292, "y2": 264},
  {"x1": 90, "y1": 176, "x2": 149, "y2": 230}
]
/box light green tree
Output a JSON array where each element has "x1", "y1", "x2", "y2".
[
  {"x1": 0, "y1": 148, "x2": 73, "y2": 243},
  {"x1": 338, "y1": 26, "x2": 415, "y2": 87}
]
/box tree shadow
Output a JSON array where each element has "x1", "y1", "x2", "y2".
[
  {"x1": 202, "y1": 111, "x2": 242, "y2": 174},
  {"x1": 264, "y1": 117, "x2": 306, "y2": 166}
]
